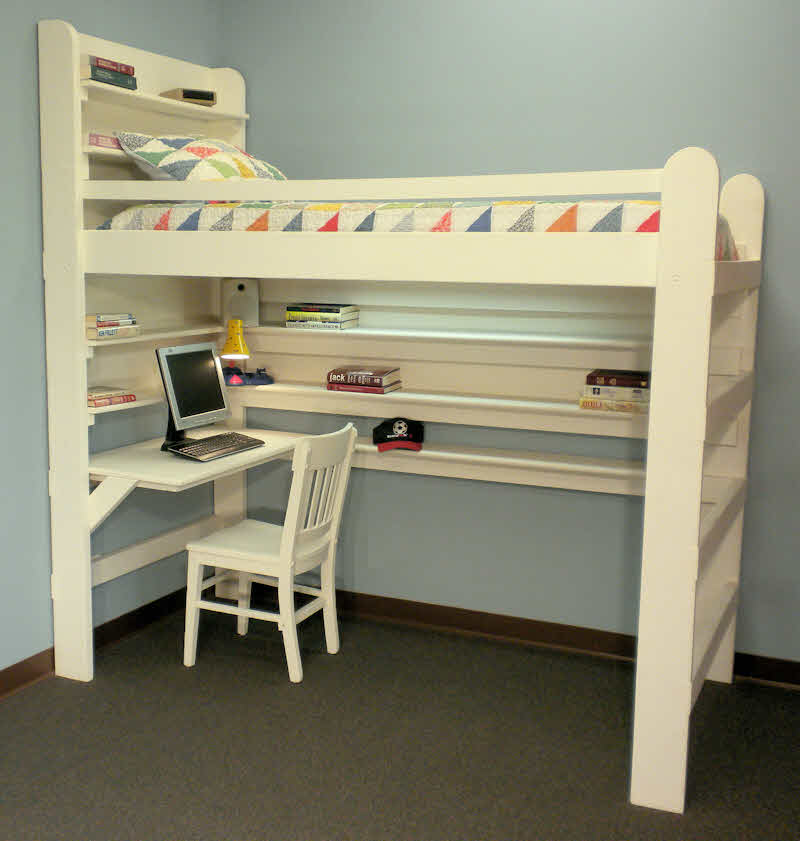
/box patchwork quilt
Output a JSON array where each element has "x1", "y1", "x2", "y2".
[{"x1": 98, "y1": 200, "x2": 738, "y2": 259}]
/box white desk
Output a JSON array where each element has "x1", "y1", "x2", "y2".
[{"x1": 72, "y1": 427, "x2": 302, "y2": 681}]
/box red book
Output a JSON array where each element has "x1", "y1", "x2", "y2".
[
  {"x1": 89, "y1": 55, "x2": 135, "y2": 75},
  {"x1": 326, "y1": 382, "x2": 401, "y2": 394},
  {"x1": 88, "y1": 393, "x2": 137, "y2": 408},
  {"x1": 88, "y1": 133, "x2": 123, "y2": 150}
]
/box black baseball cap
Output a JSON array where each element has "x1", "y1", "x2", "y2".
[{"x1": 372, "y1": 417, "x2": 424, "y2": 452}]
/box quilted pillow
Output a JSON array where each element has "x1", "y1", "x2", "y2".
[{"x1": 114, "y1": 132, "x2": 287, "y2": 181}]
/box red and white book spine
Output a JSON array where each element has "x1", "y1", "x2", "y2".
[
  {"x1": 326, "y1": 382, "x2": 401, "y2": 394},
  {"x1": 89, "y1": 55, "x2": 135, "y2": 76},
  {"x1": 88, "y1": 394, "x2": 137, "y2": 408},
  {"x1": 88, "y1": 133, "x2": 123, "y2": 150}
]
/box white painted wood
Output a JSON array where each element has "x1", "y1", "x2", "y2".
[
  {"x1": 88, "y1": 476, "x2": 137, "y2": 532},
  {"x1": 88, "y1": 428, "x2": 296, "y2": 492},
  {"x1": 82, "y1": 80, "x2": 248, "y2": 122},
  {"x1": 228, "y1": 385, "x2": 649, "y2": 438},
  {"x1": 184, "y1": 425, "x2": 356, "y2": 682},
  {"x1": 92, "y1": 515, "x2": 235, "y2": 586},
  {"x1": 87, "y1": 395, "x2": 163, "y2": 417},
  {"x1": 84, "y1": 231, "x2": 659, "y2": 287},
  {"x1": 225, "y1": 427, "x2": 645, "y2": 495},
  {"x1": 705, "y1": 372, "x2": 754, "y2": 439},
  {"x1": 39, "y1": 20, "x2": 94, "y2": 682},
  {"x1": 691, "y1": 582, "x2": 739, "y2": 705},
  {"x1": 714, "y1": 260, "x2": 762, "y2": 295},
  {"x1": 83, "y1": 168, "x2": 662, "y2": 202},
  {"x1": 630, "y1": 147, "x2": 720, "y2": 814},
  {"x1": 698, "y1": 478, "x2": 747, "y2": 576}
]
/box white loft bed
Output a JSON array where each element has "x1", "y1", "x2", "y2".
[{"x1": 38, "y1": 20, "x2": 764, "y2": 814}]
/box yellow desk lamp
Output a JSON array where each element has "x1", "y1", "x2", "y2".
[{"x1": 220, "y1": 319, "x2": 249, "y2": 360}]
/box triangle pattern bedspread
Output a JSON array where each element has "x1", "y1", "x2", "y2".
[{"x1": 98, "y1": 200, "x2": 738, "y2": 259}]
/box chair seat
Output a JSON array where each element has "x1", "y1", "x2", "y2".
[{"x1": 187, "y1": 519, "x2": 283, "y2": 565}]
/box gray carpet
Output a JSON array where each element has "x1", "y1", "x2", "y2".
[{"x1": 1, "y1": 610, "x2": 799, "y2": 840}]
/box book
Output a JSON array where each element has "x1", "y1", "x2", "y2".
[
  {"x1": 285, "y1": 310, "x2": 359, "y2": 322},
  {"x1": 583, "y1": 384, "x2": 649, "y2": 402},
  {"x1": 327, "y1": 366, "x2": 401, "y2": 387},
  {"x1": 86, "y1": 318, "x2": 137, "y2": 328},
  {"x1": 578, "y1": 397, "x2": 649, "y2": 414},
  {"x1": 286, "y1": 303, "x2": 359, "y2": 315},
  {"x1": 284, "y1": 319, "x2": 359, "y2": 330},
  {"x1": 160, "y1": 88, "x2": 217, "y2": 106},
  {"x1": 80, "y1": 64, "x2": 138, "y2": 90},
  {"x1": 88, "y1": 55, "x2": 134, "y2": 75},
  {"x1": 88, "y1": 385, "x2": 133, "y2": 399},
  {"x1": 86, "y1": 325, "x2": 141, "y2": 339},
  {"x1": 327, "y1": 381, "x2": 402, "y2": 394},
  {"x1": 87, "y1": 133, "x2": 123, "y2": 151},
  {"x1": 88, "y1": 394, "x2": 137, "y2": 408},
  {"x1": 585, "y1": 369, "x2": 650, "y2": 388},
  {"x1": 86, "y1": 312, "x2": 135, "y2": 323}
]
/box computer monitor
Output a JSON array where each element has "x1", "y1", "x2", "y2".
[{"x1": 156, "y1": 342, "x2": 229, "y2": 451}]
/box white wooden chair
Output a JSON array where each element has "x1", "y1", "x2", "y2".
[{"x1": 183, "y1": 423, "x2": 357, "y2": 682}]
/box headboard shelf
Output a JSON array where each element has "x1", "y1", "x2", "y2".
[{"x1": 82, "y1": 79, "x2": 249, "y2": 122}]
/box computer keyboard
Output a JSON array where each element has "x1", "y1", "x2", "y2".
[{"x1": 167, "y1": 431, "x2": 265, "y2": 462}]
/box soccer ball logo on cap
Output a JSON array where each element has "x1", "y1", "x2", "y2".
[{"x1": 392, "y1": 420, "x2": 408, "y2": 437}]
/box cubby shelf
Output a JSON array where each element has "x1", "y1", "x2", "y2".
[
  {"x1": 229, "y1": 383, "x2": 649, "y2": 438},
  {"x1": 248, "y1": 323, "x2": 651, "y2": 351},
  {"x1": 81, "y1": 80, "x2": 249, "y2": 121},
  {"x1": 244, "y1": 428, "x2": 645, "y2": 495},
  {"x1": 86, "y1": 323, "x2": 225, "y2": 348}
]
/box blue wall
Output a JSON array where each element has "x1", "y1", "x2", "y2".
[
  {"x1": 0, "y1": 1, "x2": 221, "y2": 671},
  {"x1": 4, "y1": 1, "x2": 798, "y2": 673},
  {"x1": 225, "y1": 0, "x2": 800, "y2": 661}
]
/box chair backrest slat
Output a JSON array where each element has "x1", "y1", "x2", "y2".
[{"x1": 280, "y1": 424, "x2": 357, "y2": 565}]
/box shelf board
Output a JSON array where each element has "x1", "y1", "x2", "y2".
[
  {"x1": 85, "y1": 145, "x2": 127, "y2": 160},
  {"x1": 88, "y1": 396, "x2": 163, "y2": 416},
  {"x1": 249, "y1": 323, "x2": 651, "y2": 352},
  {"x1": 230, "y1": 383, "x2": 649, "y2": 439},
  {"x1": 86, "y1": 324, "x2": 225, "y2": 348},
  {"x1": 81, "y1": 80, "x2": 249, "y2": 121},
  {"x1": 243, "y1": 429, "x2": 645, "y2": 495}
]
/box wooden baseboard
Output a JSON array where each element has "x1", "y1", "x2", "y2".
[
  {"x1": 3, "y1": 588, "x2": 799, "y2": 698},
  {"x1": 0, "y1": 648, "x2": 54, "y2": 700},
  {"x1": 337, "y1": 591, "x2": 637, "y2": 660}
]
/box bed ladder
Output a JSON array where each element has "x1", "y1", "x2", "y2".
[{"x1": 629, "y1": 151, "x2": 764, "y2": 813}]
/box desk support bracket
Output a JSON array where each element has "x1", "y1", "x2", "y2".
[{"x1": 89, "y1": 477, "x2": 138, "y2": 533}]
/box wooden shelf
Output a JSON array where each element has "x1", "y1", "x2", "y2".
[
  {"x1": 81, "y1": 80, "x2": 249, "y2": 121},
  {"x1": 229, "y1": 383, "x2": 649, "y2": 439},
  {"x1": 85, "y1": 144, "x2": 127, "y2": 160},
  {"x1": 86, "y1": 323, "x2": 225, "y2": 348},
  {"x1": 249, "y1": 323, "x2": 651, "y2": 352},
  {"x1": 233, "y1": 429, "x2": 645, "y2": 496}
]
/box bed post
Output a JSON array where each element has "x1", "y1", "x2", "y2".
[
  {"x1": 38, "y1": 20, "x2": 95, "y2": 681},
  {"x1": 629, "y1": 147, "x2": 720, "y2": 813}
]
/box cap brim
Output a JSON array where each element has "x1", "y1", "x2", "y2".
[{"x1": 376, "y1": 441, "x2": 422, "y2": 452}]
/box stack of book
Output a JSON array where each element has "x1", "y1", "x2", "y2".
[
  {"x1": 80, "y1": 54, "x2": 137, "y2": 91},
  {"x1": 326, "y1": 366, "x2": 401, "y2": 394},
  {"x1": 285, "y1": 303, "x2": 359, "y2": 330},
  {"x1": 86, "y1": 312, "x2": 140, "y2": 340},
  {"x1": 578, "y1": 369, "x2": 650, "y2": 414},
  {"x1": 88, "y1": 385, "x2": 137, "y2": 408}
]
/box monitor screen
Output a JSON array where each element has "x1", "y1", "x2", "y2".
[{"x1": 156, "y1": 342, "x2": 229, "y2": 431}]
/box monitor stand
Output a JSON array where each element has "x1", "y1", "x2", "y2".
[{"x1": 160, "y1": 406, "x2": 195, "y2": 452}]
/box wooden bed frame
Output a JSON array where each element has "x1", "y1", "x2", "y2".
[{"x1": 38, "y1": 19, "x2": 764, "y2": 813}]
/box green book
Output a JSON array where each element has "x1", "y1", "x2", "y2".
[{"x1": 81, "y1": 64, "x2": 137, "y2": 90}]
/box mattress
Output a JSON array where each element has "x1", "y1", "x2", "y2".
[{"x1": 99, "y1": 199, "x2": 739, "y2": 259}]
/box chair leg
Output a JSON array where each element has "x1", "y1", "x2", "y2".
[
  {"x1": 278, "y1": 575, "x2": 303, "y2": 683},
  {"x1": 321, "y1": 559, "x2": 340, "y2": 655},
  {"x1": 184, "y1": 555, "x2": 204, "y2": 667},
  {"x1": 237, "y1": 573, "x2": 252, "y2": 636}
]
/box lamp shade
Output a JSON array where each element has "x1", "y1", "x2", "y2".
[{"x1": 220, "y1": 319, "x2": 249, "y2": 359}]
